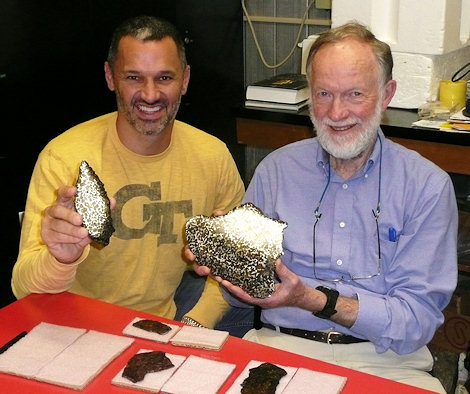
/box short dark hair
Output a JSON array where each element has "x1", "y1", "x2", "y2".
[
  {"x1": 306, "y1": 21, "x2": 393, "y2": 85},
  {"x1": 107, "y1": 15, "x2": 187, "y2": 69}
]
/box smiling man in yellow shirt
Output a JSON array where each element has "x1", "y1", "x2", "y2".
[{"x1": 12, "y1": 15, "x2": 250, "y2": 333}]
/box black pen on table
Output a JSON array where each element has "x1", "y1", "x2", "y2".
[{"x1": 0, "y1": 331, "x2": 27, "y2": 354}]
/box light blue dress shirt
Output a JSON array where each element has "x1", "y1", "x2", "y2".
[{"x1": 231, "y1": 129, "x2": 458, "y2": 355}]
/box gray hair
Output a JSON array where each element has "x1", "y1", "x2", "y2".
[{"x1": 107, "y1": 15, "x2": 187, "y2": 69}]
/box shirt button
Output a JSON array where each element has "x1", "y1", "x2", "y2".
[
  {"x1": 342, "y1": 183, "x2": 348, "y2": 189},
  {"x1": 336, "y1": 259, "x2": 343, "y2": 266},
  {"x1": 365, "y1": 174, "x2": 369, "y2": 178},
  {"x1": 339, "y1": 222, "x2": 345, "y2": 228}
]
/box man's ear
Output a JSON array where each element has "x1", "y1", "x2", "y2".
[
  {"x1": 104, "y1": 61, "x2": 115, "y2": 91},
  {"x1": 181, "y1": 65, "x2": 190, "y2": 95},
  {"x1": 381, "y1": 79, "x2": 397, "y2": 112}
]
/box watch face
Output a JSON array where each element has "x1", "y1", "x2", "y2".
[{"x1": 316, "y1": 286, "x2": 338, "y2": 295}]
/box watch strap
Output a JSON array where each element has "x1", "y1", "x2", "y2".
[
  {"x1": 181, "y1": 316, "x2": 205, "y2": 327},
  {"x1": 313, "y1": 286, "x2": 339, "y2": 319}
]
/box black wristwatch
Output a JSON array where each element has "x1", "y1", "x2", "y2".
[{"x1": 313, "y1": 286, "x2": 339, "y2": 319}]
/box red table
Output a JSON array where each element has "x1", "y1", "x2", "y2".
[{"x1": 0, "y1": 292, "x2": 433, "y2": 393}]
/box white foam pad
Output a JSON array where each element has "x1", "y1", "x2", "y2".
[
  {"x1": 282, "y1": 367, "x2": 347, "y2": 394},
  {"x1": 0, "y1": 322, "x2": 86, "y2": 377},
  {"x1": 0, "y1": 322, "x2": 134, "y2": 390},
  {"x1": 225, "y1": 360, "x2": 297, "y2": 394},
  {"x1": 170, "y1": 326, "x2": 229, "y2": 351},
  {"x1": 160, "y1": 354, "x2": 236, "y2": 394},
  {"x1": 123, "y1": 317, "x2": 180, "y2": 344},
  {"x1": 112, "y1": 349, "x2": 186, "y2": 392},
  {"x1": 34, "y1": 329, "x2": 134, "y2": 390}
]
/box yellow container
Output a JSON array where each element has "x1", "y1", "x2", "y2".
[{"x1": 439, "y1": 80, "x2": 467, "y2": 110}]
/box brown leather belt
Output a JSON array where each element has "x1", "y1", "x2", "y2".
[{"x1": 263, "y1": 324, "x2": 368, "y2": 344}]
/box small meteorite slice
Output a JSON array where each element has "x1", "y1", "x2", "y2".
[
  {"x1": 132, "y1": 319, "x2": 172, "y2": 335},
  {"x1": 74, "y1": 160, "x2": 114, "y2": 246},
  {"x1": 241, "y1": 362, "x2": 287, "y2": 394},
  {"x1": 123, "y1": 351, "x2": 174, "y2": 383}
]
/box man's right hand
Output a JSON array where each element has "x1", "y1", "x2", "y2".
[{"x1": 40, "y1": 186, "x2": 91, "y2": 264}]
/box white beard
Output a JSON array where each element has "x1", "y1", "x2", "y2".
[{"x1": 310, "y1": 98, "x2": 383, "y2": 160}]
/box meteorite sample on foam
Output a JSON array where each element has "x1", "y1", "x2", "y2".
[
  {"x1": 132, "y1": 319, "x2": 171, "y2": 335},
  {"x1": 122, "y1": 351, "x2": 174, "y2": 383},
  {"x1": 185, "y1": 203, "x2": 287, "y2": 298},
  {"x1": 74, "y1": 160, "x2": 114, "y2": 246},
  {"x1": 241, "y1": 362, "x2": 287, "y2": 394}
]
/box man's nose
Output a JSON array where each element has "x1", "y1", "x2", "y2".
[
  {"x1": 328, "y1": 96, "x2": 348, "y2": 121},
  {"x1": 141, "y1": 80, "x2": 161, "y2": 102}
]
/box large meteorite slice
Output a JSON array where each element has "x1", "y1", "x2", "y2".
[
  {"x1": 185, "y1": 203, "x2": 287, "y2": 298},
  {"x1": 241, "y1": 362, "x2": 287, "y2": 394},
  {"x1": 74, "y1": 160, "x2": 114, "y2": 246},
  {"x1": 122, "y1": 351, "x2": 174, "y2": 383}
]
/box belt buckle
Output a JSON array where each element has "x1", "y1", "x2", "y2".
[{"x1": 326, "y1": 331, "x2": 342, "y2": 344}]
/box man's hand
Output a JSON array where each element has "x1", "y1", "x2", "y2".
[
  {"x1": 183, "y1": 246, "x2": 359, "y2": 324},
  {"x1": 184, "y1": 209, "x2": 226, "y2": 277},
  {"x1": 183, "y1": 244, "x2": 214, "y2": 277},
  {"x1": 219, "y1": 259, "x2": 310, "y2": 309},
  {"x1": 41, "y1": 186, "x2": 116, "y2": 264},
  {"x1": 186, "y1": 251, "x2": 310, "y2": 309}
]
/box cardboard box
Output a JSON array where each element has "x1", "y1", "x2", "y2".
[{"x1": 429, "y1": 292, "x2": 470, "y2": 354}]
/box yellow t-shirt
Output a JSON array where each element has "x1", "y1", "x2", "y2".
[{"x1": 12, "y1": 112, "x2": 245, "y2": 327}]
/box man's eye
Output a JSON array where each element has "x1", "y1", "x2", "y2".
[
  {"x1": 159, "y1": 76, "x2": 172, "y2": 81},
  {"x1": 315, "y1": 91, "x2": 329, "y2": 100},
  {"x1": 126, "y1": 76, "x2": 139, "y2": 81},
  {"x1": 352, "y1": 91, "x2": 362, "y2": 97}
]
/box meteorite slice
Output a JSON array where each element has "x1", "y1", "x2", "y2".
[
  {"x1": 241, "y1": 362, "x2": 287, "y2": 394},
  {"x1": 122, "y1": 351, "x2": 174, "y2": 383},
  {"x1": 185, "y1": 203, "x2": 287, "y2": 298},
  {"x1": 132, "y1": 319, "x2": 171, "y2": 335},
  {"x1": 74, "y1": 160, "x2": 114, "y2": 246}
]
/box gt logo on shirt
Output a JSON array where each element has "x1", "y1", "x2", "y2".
[{"x1": 112, "y1": 182, "x2": 192, "y2": 244}]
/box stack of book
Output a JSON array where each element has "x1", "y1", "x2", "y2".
[{"x1": 245, "y1": 73, "x2": 309, "y2": 111}]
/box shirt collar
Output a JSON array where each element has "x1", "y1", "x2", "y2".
[{"x1": 315, "y1": 128, "x2": 385, "y2": 176}]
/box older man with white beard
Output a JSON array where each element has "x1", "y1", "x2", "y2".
[{"x1": 190, "y1": 22, "x2": 458, "y2": 393}]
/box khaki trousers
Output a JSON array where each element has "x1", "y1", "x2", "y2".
[{"x1": 243, "y1": 328, "x2": 445, "y2": 393}]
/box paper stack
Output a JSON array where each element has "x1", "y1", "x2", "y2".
[{"x1": 449, "y1": 109, "x2": 470, "y2": 132}]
